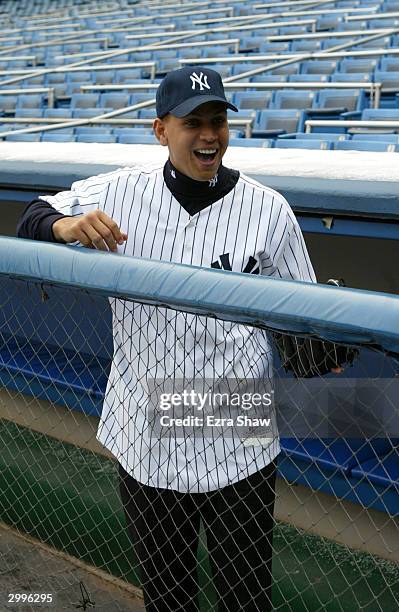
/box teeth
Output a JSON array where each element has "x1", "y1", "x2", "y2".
[{"x1": 196, "y1": 149, "x2": 216, "y2": 154}]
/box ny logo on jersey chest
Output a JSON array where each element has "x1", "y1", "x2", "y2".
[
  {"x1": 211, "y1": 253, "x2": 260, "y2": 275},
  {"x1": 190, "y1": 71, "x2": 210, "y2": 91}
]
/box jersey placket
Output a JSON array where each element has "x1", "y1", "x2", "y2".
[{"x1": 181, "y1": 215, "x2": 196, "y2": 264}]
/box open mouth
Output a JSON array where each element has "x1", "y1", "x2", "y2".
[{"x1": 194, "y1": 148, "x2": 218, "y2": 163}]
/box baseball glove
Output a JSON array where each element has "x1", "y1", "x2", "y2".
[{"x1": 272, "y1": 279, "x2": 358, "y2": 378}]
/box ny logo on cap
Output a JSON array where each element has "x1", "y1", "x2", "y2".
[{"x1": 190, "y1": 71, "x2": 210, "y2": 91}]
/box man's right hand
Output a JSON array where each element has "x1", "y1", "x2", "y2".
[{"x1": 52, "y1": 210, "x2": 128, "y2": 252}]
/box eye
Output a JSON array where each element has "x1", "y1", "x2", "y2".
[
  {"x1": 185, "y1": 119, "x2": 199, "y2": 128},
  {"x1": 213, "y1": 116, "x2": 227, "y2": 126}
]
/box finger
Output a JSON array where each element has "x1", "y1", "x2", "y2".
[
  {"x1": 86, "y1": 218, "x2": 119, "y2": 251},
  {"x1": 331, "y1": 367, "x2": 344, "y2": 374},
  {"x1": 98, "y1": 212, "x2": 127, "y2": 246},
  {"x1": 75, "y1": 228, "x2": 98, "y2": 249},
  {"x1": 81, "y1": 224, "x2": 110, "y2": 251}
]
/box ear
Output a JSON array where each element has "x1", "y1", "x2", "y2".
[{"x1": 153, "y1": 118, "x2": 168, "y2": 146}]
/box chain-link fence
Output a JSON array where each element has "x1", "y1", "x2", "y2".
[{"x1": 0, "y1": 240, "x2": 398, "y2": 611}]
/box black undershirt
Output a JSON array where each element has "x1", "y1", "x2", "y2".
[
  {"x1": 163, "y1": 159, "x2": 239, "y2": 216},
  {"x1": 16, "y1": 160, "x2": 240, "y2": 242}
]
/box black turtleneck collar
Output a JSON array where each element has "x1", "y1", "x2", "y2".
[{"x1": 163, "y1": 159, "x2": 239, "y2": 216}]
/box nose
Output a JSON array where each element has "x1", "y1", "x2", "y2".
[{"x1": 199, "y1": 122, "x2": 218, "y2": 142}]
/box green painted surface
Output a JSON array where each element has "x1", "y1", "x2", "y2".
[{"x1": 0, "y1": 419, "x2": 398, "y2": 611}]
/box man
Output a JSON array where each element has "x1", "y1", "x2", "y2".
[{"x1": 17, "y1": 66, "x2": 316, "y2": 611}]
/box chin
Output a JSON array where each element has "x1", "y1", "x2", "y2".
[{"x1": 196, "y1": 165, "x2": 220, "y2": 181}]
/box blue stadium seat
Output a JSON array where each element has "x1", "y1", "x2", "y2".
[
  {"x1": 15, "y1": 94, "x2": 44, "y2": 110},
  {"x1": 233, "y1": 92, "x2": 273, "y2": 110},
  {"x1": 316, "y1": 16, "x2": 342, "y2": 30},
  {"x1": 199, "y1": 63, "x2": 231, "y2": 79},
  {"x1": 250, "y1": 75, "x2": 288, "y2": 83},
  {"x1": 316, "y1": 89, "x2": 367, "y2": 113},
  {"x1": 380, "y1": 57, "x2": 399, "y2": 72},
  {"x1": 232, "y1": 63, "x2": 263, "y2": 76},
  {"x1": 92, "y1": 71, "x2": 115, "y2": 85},
  {"x1": 278, "y1": 25, "x2": 310, "y2": 35},
  {"x1": 333, "y1": 141, "x2": 397, "y2": 152},
  {"x1": 99, "y1": 93, "x2": 130, "y2": 109},
  {"x1": 330, "y1": 73, "x2": 371, "y2": 83},
  {"x1": 357, "y1": 36, "x2": 391, "y2": 49},
  {"x1": 20, "y1": 75, "x2": 45, "y2": 86},
  {"x1": 76, "y1": 133, "x2": 117, "y2": 143},
  {"x1": 152, "y1": 50, "x2": 177, "y2": 59},
  {"x1": 45, "y1": 73, "x2": 65, "y2": 85},
  {"x1": 129, "y1": 93, "x2": 156, "y2": 106},
  {"x1": 352, "y1": 133, "x2": 399, "y2": 142},
  {"x1": 75, "y1": 127, "x2": 112, "y2": 135},
  {"x1": 301, "y1": 60, "x2": 338, "y2": 75},
  {"x1": 271, "y1": 90, "x2": 316, "y2": 110},
  {"x1": 139, "y1": 109, "x2": 157, "y2": 119},
  {"x1": 70, "y1": 93, "x2": 100, "y2": 109},
  {"x1": 339, "y1": 59, "x2": 377, "y2": 74},
  {"x1": 361, "y1": 108, "x2": 399, "y2": 121},
  {"x1": 281, "y1": 132, "x2": 348, "y2": 141},
  {"x1": 67, "y1": 71, "x2": 91, "y2": 83},
  {"x1": 254, "y1": 109, "x2": 305, "y2": 133},
  {"x1": 181, "y1": 49, "x2": 202, "y2": 59},
  {"x1": 288, "y1": 74, "x2": 329, "y2": 83},
  {"x1": 235, "y1": 37, "x2": 262, "y2": 53},
  {"x1": 117, "y1": 133, "x2": 159, "y2": 144},
  {"x1": 43, "y1": 108, "x2": 73, "y2": 119},
  {"x1": 130, "y1": 52, "x2": 152, "y2": 62},
  {"x1": 275, "y1": 138, "x2": 332, "y2": 150},
  {"x1": 339, "y1": 21, "x2": 367, "y2": 31},
  {"x1": 115, "y1": 69, "x2": 143, "y2": 83},
  {"x1": 41, "y1": 132, "x2": 75, "y2": 142},
  {"x1": 290, "y1": 40, "x2": 322, "y2": 52},
  {"x1": 229, "y1": 138, "x2": 273, "y2": 147},
  {"x1": 271, "y1": 64, "x2": 300, "y2": 76},
  {"x1": 107, "y1": 54, "x2": 130, "y2": 64},
  {"x1": 374, "y1": 71, "x2": 399, "y2": 90},
  {"x1": 156, "y1": 58, "x2": 181, "y2": 74},
  {"x1": 15, "y1": 108, "x2": 44, "y2": 118},
  {"x1": 259, "y1": 42, "x2": 291, "y2": 53},
  {"x1": 71, "y1": 108, "x2": 109, "y2": 118},
  {"x1": 113, "y1": 128, "x2": 154, "y2": 139},
  {"x1": 5, "y1": 133, "x2": 41, "y2": 141}
]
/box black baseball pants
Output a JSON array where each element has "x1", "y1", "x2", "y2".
[{"x1": 118, "y1": 461, "x2": 276, "y2": 612}]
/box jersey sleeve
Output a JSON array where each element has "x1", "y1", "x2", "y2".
[
  {"x1": 16, "y1": 198, "x2": 69, "y2": 242},
  {"x1": 38, "y1": 171, "x2": 118, "y2": 217},
  {"x1": 18, "y1": 168, "x2": 130, "y2": 244},
  {"x1": 261, "y1": 193, "x2": 316, "y2": 283}
]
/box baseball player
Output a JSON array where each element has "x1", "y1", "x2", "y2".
[{"x1": 17, "y1": 66, "x2": 318, "y2": 612}]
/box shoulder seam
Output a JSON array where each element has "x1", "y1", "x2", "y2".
[{"x1": 239, "y1": 175, "x2": 287, "y2": 202}]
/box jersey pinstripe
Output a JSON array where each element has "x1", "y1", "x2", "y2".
[{"x1": 39, "y1": 165, "x2": 316, "y2": 493}]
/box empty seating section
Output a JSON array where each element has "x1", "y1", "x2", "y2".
[{"x1": 0, "y1": 0, "x2": 399, "y2": 154}]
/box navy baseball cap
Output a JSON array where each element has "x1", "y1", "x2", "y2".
[{"x1": 156, "y1": 66, "x2": 238, "y2": 118}]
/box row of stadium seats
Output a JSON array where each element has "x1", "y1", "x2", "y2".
[
  {"x1": 0, "y1": 89, "x2": 368, "y2": 118},
  {"x1": 5, "y1": 106, "x2": 399, "y2": 140},
  {"x1": 3, "y1": 128, "x2": 399, "y2": 152}
]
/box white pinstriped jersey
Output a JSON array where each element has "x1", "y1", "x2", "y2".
[{"x1": 40, "y1": 164, "x2": 316, "y2": 493}]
